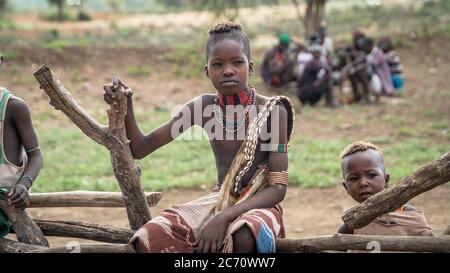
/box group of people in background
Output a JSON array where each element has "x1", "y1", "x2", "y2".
[{"x1": 261, "y1": 25, "x2": 404, "y2": 107}]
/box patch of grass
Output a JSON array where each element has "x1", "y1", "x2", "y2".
[
  {"x1": 31, "y1": 104, "x2": 450, "y2": 192},
  {"x1": 127, "y1": 66, "x2": 151, "y2": 78}
]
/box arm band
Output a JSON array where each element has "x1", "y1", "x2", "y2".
[{"x1": 268, "y1": 171, "x2": 288, "y2": 186}]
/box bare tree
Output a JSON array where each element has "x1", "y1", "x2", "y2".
[
  {"x1": 303, "y1": 0, "x2": 326, "y2": 39},
  {"x1": 47, "y1": 0, "x2": 65, "y2": 22},
  {"x1": 0, "y1": 0, "x2": 6, "y2": 19}
]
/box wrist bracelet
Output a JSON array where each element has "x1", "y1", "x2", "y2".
[{"x1": 19, "y1": 175, "x2": 33, "y2": 187}]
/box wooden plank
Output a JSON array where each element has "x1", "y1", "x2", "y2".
[
  {"x1": 33, "y1": 243, "x2": 135, "y2": 253},
  {"x1": 0, "y1": 238, "x2": 45, "y2": 253},
  {"x1": 34, "y1": 219, "x2": 134, "y2": 243},
  {"x1": 0, "y1": 199, "x2": 48, "y2": 247},
  {"x1": 29, "y1": 191, "x2": 161, "y2": 208},
  {"x1": 277, "y1": 234, "x2": 450, "y2": 252}
]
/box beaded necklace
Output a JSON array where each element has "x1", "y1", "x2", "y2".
[{"x1": 214, "y1": 86, "x2": 255, "y2": 133}]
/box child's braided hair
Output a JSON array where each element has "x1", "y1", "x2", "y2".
[{"x1": 206, "y1": 22, "x2": 251, "y2": 61}]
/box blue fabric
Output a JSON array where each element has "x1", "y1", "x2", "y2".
[
  {"x1": 255, "y1": 222, "x2": 275, "y2": 253},
  {"x1": 0, "y1": 208, "x2": 10, "y2": 238},
  {"x1": 392, "y1": 73, "x2": 404, "y2": 92}
]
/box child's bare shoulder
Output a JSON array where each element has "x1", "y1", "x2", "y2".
[{"x1": 6, "y1": 96, "x2": 30, "y2": 117}]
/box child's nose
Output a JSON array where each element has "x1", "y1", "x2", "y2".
[{"x1": 223, "y1": 65, "x2": 235, "y2": 77}]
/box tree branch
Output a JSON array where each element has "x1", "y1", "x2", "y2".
[
  {"x1": 0, "y1": 199, "x2": 48, "y2": 247},
  {"x1": 277, "y1": 234, "x2": 450, "y2": 252},
  {"x1": 0, "y1": 238, "x2": 45, "y2": 253},
  {"x1": 29, "y1": 191, "x2": 161, "y2": 208},
  {"x1": 34, "y1": 65, "x2": 151, "y2": 230},
  {"x1": 34, "y1": 65, "x2": 108, "y2": 146},
  {"x1": 342, "y1": 152, "x2": 450, "y2": 229},
  {"x1": 33, "y1": 243, "x2": 135, "y2": 253},
  {"x1": 34, "y1": 220, "x2": 134, "y2": 244}
]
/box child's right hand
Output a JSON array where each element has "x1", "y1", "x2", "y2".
[{"x1": 103, "y1": 77, "x2": 133, "y2": 105}]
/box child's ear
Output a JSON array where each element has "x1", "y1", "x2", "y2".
[
  {"x1": 342, "y1": 181, "x2": 349, "y2": 193},
  {"x1": 204, "y1": 65, "x2": 210, "y2": 79},
  {"x1": 248, "y1": 61, "x2": 254, "y2": 75},
  {"x1": 385, "y1": 173, "x2": 390, "y2": 188}
]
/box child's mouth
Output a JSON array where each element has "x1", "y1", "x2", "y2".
[{"x1": 221, "y1": 80, "x2": 239, "y2": 87}]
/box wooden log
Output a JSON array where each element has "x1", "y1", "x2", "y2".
[
  {"x1": 0, "y1": 199, "x2": 49, "y2": 247},
  {"x1": 277, "y1": 234, "x2": 450, "y2": 253},
  {"x1": 34, "y1": 65, "x2": 151, "y2": 230},
  {"x1": 444, "y1": 225, "x2": 450, "y2": 236},
  {"x1": 34, "y1": 220, "x2": 134, "y2": 244},
  {"x1": 0, "y1": 237, "x2": 45, "y2": 253},
  {"x1": 29, "y1": 191, "x2": 161, "y2": 208},
  {"x1": 342, "y1": 152, "x2": 450, "y2": 229},
  {"x1": 33, "y1": 243, "x2": 135, "y2": 253}
]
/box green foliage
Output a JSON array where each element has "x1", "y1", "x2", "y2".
[{"x1": 127, "y1": 66, "x2": 151, "y2": 78}]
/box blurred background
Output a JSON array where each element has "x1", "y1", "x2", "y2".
[{"x1": 0, "y1": 0, "x2": 449, "y2": 240}]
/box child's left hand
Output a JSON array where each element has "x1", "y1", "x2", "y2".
[
  {"x1": 194, "y1": 212, "x2": 230, "y2": 253},
  {"x1": 7, "y1": 184, "x2": 30, "y2": 210}
]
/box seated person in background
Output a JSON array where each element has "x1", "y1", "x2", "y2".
[
  {"x1": 378, "y1": 37, "x2": 404, "y2": 94},
  {"x1": 338, "y1": 141, "x2": 433, "y2": 237},
  {"x1": 261, "y1": 34, "x2": 296, "y2": 88},
  {"x1": 364, "y1": 38, "x2": 394, "y2": 97},
  {"x1": 296, "y1": 43, "x2": 334, "y2": 107}
]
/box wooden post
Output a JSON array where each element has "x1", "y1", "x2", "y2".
[
  {"x1": 34, "y1": 65, "x2": 151, "y2": 230},
  {"x1": 277, "y1": 234, "x2": 450, "y2": 253},
  {"x1": 34, "y1": 220, "x2": 134, "y2": 243},
  {"x1": 0, "y1": 200, "x2": 48, "y2": 247},
  {"x1": 342, "y1": 152, "x2": 450, "y2": 230},
  {"x1": 29, "y1": 191, "x2": 161, "y2": 208},
  {"x1": 33, "y1": 243, "x2": 135, "y2": 253},
  {"x1": 0, "y1": 238, "x2": 45, "y2": 253},
  {"x1": 33, "y1": 244, "x2": 136, "y2": 253},
  {"x1": 444, "y1": 225, "x2": 450, "y2": 236}
]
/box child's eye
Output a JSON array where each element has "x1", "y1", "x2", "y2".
[
  {"x1": 348, "y1": 177, "x2": 358, "y2": 183},
  {"x1": 212, "y1": 63, "x2": 222, "y2": 67},
  {"x1": 368, "y1": 173, "x2": 377, "y2": 178},
  {"x1": 234, "y1": 60, "x2": 244, "y2": 65}
]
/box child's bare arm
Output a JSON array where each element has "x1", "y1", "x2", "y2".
[
  {"x1": 103, "y1": 78, "x2": 199, "y2": 159},
  {"x1": 8, "y1": 98, "x2": 42, "y2": 209}
]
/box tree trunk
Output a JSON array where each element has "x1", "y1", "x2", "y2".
[
  {"x1": 277, "y1": 234, "x2": 450, "y2": 253},
  {"x1": 29, "y1": 191, "x2": 161, "y2": 208},
  {"x1": 342, "y1": 152, "x2": 450, "y2": 230},
  {"x1": 33, "y1": 243, "x2": 135, "y2": 253},
  {"x1": 34, "y1": 220, "x2": 134, "y2": 243},
  {"x1": 0, "y1": 238, "x2": 45, "y2": 253},
  {"x1": 57, "y1": 1, "x2": 64, "y2": 22},
  {"x1": 34, "y1": 65, "x2": 151, "y2": 230},
  {"x1": 0, "y1": 200, "x2": 48, "y2": 246},
  {"x1": 304, "y1": 0, "x2": 326, "y2": 39}
]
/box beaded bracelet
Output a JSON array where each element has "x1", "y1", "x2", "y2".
[{"x1": 19, "y1": 175, "x2": 34, "y2": 187}]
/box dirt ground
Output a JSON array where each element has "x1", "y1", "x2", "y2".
[{"x1": 2, "y1": 19, "x2": 449, "y2": 248}]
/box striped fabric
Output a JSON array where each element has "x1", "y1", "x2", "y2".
[{"x1": 130, "y1": 190, "x2": 284, "y2": 253}]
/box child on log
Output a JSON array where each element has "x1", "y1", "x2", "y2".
[
  {"x1": 0, "y1": 53, "x2": 43, "y2": 237},
  {"x1": 102, "y1": 22, "x2": 295, "y2": 253},
  {"x1": 338, "y1": 141, "x2": 433, "y2": 236}
]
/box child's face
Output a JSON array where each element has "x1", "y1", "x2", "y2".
[
  {"x1": 341, "y1": 150, "x2": 389, "y2": 203},
  {"x1": 205, "y1": 39, "x2": 253, "y2": 96}
]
